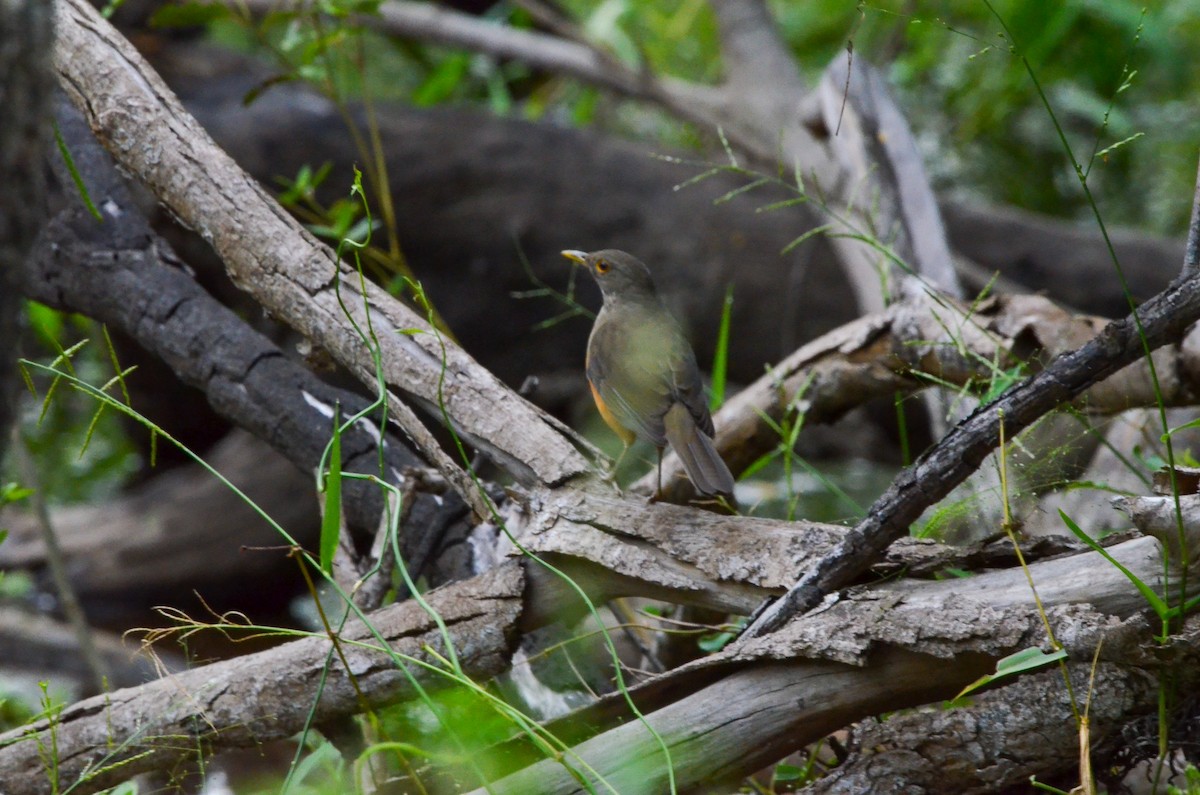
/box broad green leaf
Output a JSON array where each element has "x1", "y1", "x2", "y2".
[{"x1": 955, "y1": 646, "x2": 1067, "y2": 699}]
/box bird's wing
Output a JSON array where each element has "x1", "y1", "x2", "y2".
[
  {"x1": 667, "y1": 333, "x2": 716, "y2": 438},
  {"x1": 587, "y1": 315, "x2": 673, "y2": 446}
]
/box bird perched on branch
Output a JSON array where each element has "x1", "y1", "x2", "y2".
[{"x1": 562, "y1": 249, "x2": 735, "y2": 499}]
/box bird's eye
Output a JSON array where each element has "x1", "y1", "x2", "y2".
[{"x1": 594, "y1": 259, "x2": 610, "y2": 274}]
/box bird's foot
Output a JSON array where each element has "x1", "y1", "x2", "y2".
[{"x1": 600, "y1": 467, "x2": 625, "y2": 497}]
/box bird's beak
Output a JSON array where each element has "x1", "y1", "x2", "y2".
[{"x1": 560, "y1": 250, "x2": 587, "y2": 266}]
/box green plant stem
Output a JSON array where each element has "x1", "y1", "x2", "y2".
[
  {"x1": 12, "y1": 428, "x2": 110, "y2": 694},
  {"x1": 984, "y1": 4, "x2": 1191, "y2": 767},
  {"x1": 998, "y1": 413, "x2": 1080, "y2": 722}
]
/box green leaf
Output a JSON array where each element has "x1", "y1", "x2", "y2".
[
  {"x1": 955, "y1": 646, "x2": 1067, "y2": 699},
  {"x1": 1094, "y1": 131, "x2": 1144, "y2": 161},
  {"x1": 1163, "y1": 417, "x2": 1200, "y2": 442},
  {"x1": 772, "y1": 763, "x2": 807, "y2": 782},
  {"x1": 584, "y1": 0, "x2": 639, "y2": 67},
  {"x1": 698, "y1": 618, "x2": 744, "y2": 653},
  {"x1": 935, "y1": 567, "x2": 973, "y2": 580},
  {"x1": 1059, "y1": 509, "x2": 1170, "y2": 618},
  {"x1": 697, "y1": 629, "x2": 736, "y2": 652},
  {"x1": 52, "y1": 122, "x2": 102, "y2": 222},
  {"x1": 319, "y1": 407, "x2": 343, "y2": 576},
  {"x1": 413, "y1": 53, "x2": 470, "y2": 107},
  {"x1": 150, "y1": 1, "x2": 229, "y2": 28},
  {"x1": 242, "y1": 74, "x2": 298, "y2": 107},
  {"x1": 319, "y1": 0, "x2": 383, "y2": 17},
  {"x1": 781, "y1": 224, "x2": 832, "y2": 255},
  {"x1": 709, "y1": 284, "x2": 734, "y2": 411},
  {"x1": 570, "y1": 87, "x2": 600, "y2": 125},
  {"x1": 980, "y1": 364, "x2": 1025, "y2": 404},
  {"x1": 0, "y1": 483, "x2": 34, "y2": 506}
]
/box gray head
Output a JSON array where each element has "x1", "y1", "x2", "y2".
[{"x1": 561, "y1": 249, "x2": 660, "y2": 303}]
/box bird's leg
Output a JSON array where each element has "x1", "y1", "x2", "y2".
[
  {"x1": 600, "y1": 442, "x2": 629, "y2": 495},
  {"x1": 650, "y1": 447, "x2": 664, "y2": 503},
  {"x1": 612, "y1": 442, "x2": 630, "y2": 473}
]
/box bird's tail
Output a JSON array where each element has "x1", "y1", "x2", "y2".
[{"x1": 663, "y1": 404, "x2": 735, "y2": 496}]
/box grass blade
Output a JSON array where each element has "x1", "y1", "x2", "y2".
[
  {"x1": 320, "y1": 405, "x2": 343, "y2": 576},
  {"x1": 710, "y1": 284, "x2": 734, "y2": 410}
]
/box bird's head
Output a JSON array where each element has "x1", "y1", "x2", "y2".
[{"x1": 561, "y1": 249, "x2": 659, "y2": 302}]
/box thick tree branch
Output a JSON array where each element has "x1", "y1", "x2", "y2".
[
  {"x1": 0, "y1": 490, "x2": 1176, "y2": 794},
  {"x1": 52, "y1": 0, "x2": 594, "y2": 510},
  {"x1": 814, "y1": 54, "x2": 961, "y2": 301},
  {"x1": 0, "y1": 563, "x2": 526, "y2": 795},
  {"x1": 0, "y1": 0, "x2": 53, "y2": 464},
  {"x1": 645, "y1": 289, "x2": 1200, "y2": 502},
  {"x1": 709, "y1": 0, "x2": 806, "y2": 96},
  {"x1": 22, "y1": 100, "x2": 466, "y2": 555},
  {"x1": 741, "y1": 266, "x2": 1200, "y2": 638},
  {"x1": 474, "y1": 535, "x2": 1188, "y2": 793},
  {"x1": 808, "y1": 661, "x2": 1159, "y2": 794},
  {"x1": 806, "y1": 487, "x2": 1200, "y2": 792}
]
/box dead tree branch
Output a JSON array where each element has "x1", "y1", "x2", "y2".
[
  {"x1": 53, "y1": 0, "x2": 595, "y2": 516},
  {"x1": 741, "y1": 149, "x2": 1200, "y2": 638},
  {"x1": 473, "y1": 535, "x2": 1188, "y2": 794},
  {"x1": 645, "y1": 288, "x2": 1200, "y2": 502},
  {"x1": 23, "y1": 100, "x2": 460, "y2": 555},
  {"x1": 0, "y1": 563, "x2": 526, "y2": 795},
  {"x1": 20, "y1": 4, "x2": 1200, "y2": 793},
  {"x1": 741, "y1": 265, "x2": 1200, "y2": 638},
  {"x1": 805, "y1": 488, "x2": 1200, "y2": 793},
  {"x1": 0, "y1": 0, "x2": 53, "y2": 463},
  {"x1": 0, "y1": 493, "x2": 1181, "y2": 794}
]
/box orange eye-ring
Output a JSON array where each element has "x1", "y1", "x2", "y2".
[{"x1": 594, "y1": 259, "x2": 610, "y2": 274}]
